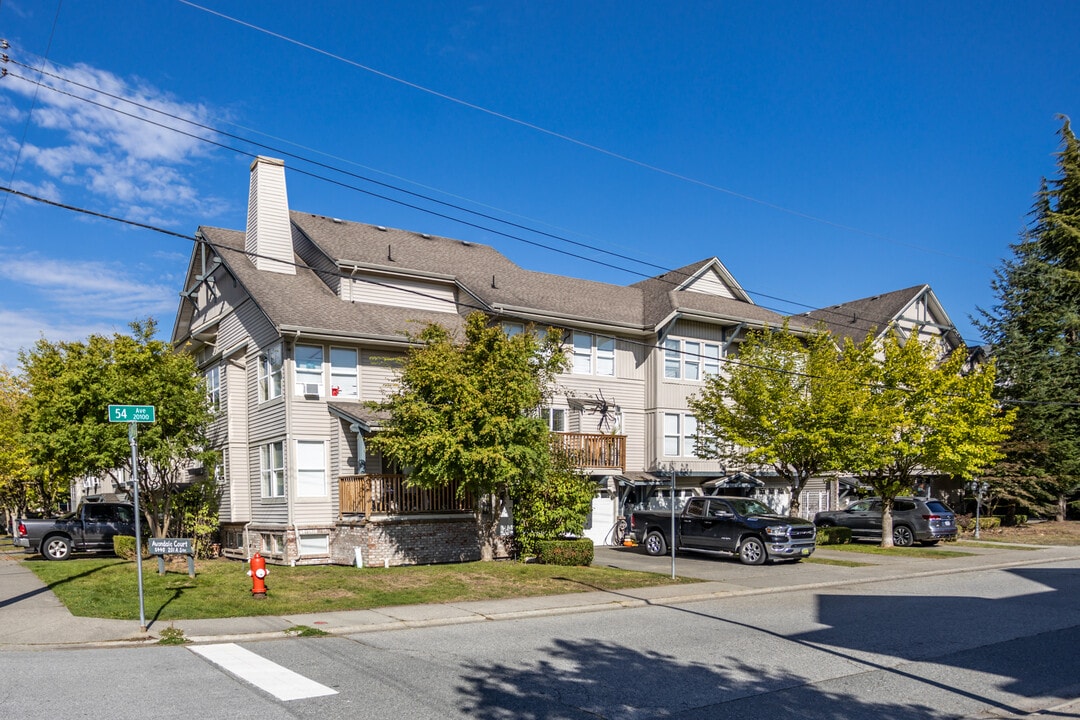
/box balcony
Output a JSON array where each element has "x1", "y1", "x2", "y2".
[
  {"x1": 338, "y1": 474, "x2": 475, "y2": 518},
  {"x1": 551, "y1": 432, "x2": 626, "y2": 472}
]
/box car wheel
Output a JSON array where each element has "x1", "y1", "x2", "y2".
[
  {"x1": 893, "y1": 525, "x2": 915, "y2": 547},
  {"x1": 42, "y1": 536, "x2": 72, "y2": 561},
  {"x1": 643, "y1": 531, "x2": 667, "y2": 556},
  {"x1": 738, "y1": 537, "x2": 767, "y2": 565}
]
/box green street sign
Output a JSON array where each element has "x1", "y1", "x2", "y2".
[{"x1": 108, "y1": 405, "x2": 156, "y2": 423}]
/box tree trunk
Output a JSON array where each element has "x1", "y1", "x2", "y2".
[
  {"x1": 1058, "y1": 494, "x2": 1068, "y2": 523},
  {"x1": 880, "y1": 498, "x2": 895, "y2": 548}
]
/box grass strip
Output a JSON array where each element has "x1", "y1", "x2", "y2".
[
  {"x1": 954, "y1": 541, "x2": 1039, "y2": 551},
  {"x1": 22, "y1": 556, "x2": 699, "y2": 622},
  {"x1": 803, "y1": 556, "x2": 876, "y2": 567},
  {"x1": 815, "y1": 544, "x2": 973, "y2": 558}
]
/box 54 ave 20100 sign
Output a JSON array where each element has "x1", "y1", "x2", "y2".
[{"x1": 107, "y1": 405, "x2": 156, "y2": 423}]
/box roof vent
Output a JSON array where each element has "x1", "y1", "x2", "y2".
[
  {"x1": 421, "y1": 233, "x2": 431, "y2": 239},
  {"x1": 331, "y1": 218, "x2": 343, "y2": 224},
  {"x1": 376, "y1": 225, "x2": 387, "y2": 232},
  {"x1": 462, "y1": 240, "x2": 472, "y2": 247}
]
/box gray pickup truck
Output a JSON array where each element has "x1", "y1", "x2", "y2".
[
  {"x1": 14, "y1": 502, "x2": 138, "y2": 560},
  {"x1": 630, "y1": 495, "x2": 817, "y2": 565}
]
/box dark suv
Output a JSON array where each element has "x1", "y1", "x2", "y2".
[{"x1": 814, "y1": 497, "x2": 957, "y2": 546}]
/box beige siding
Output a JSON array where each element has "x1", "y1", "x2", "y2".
[
  {"x1": 361, "y1": 348, "x2": 403, "y2": 402},
  {"x1": 346, "y1": 273, "x2": 457, "y2": 313},
  {"x1": 682, "y1": 269, "x2": 735, "y2": 299}
]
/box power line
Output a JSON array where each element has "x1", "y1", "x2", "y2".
[
  {"x1": 175, "y1": 0, "x2": 977, "y2": 265},
  {"x1": 2, "y1": 56, "x2": 957, "y2": 338},
  {"x1": 5, "y1": 183, "x2": 1068, "y2": 407}
]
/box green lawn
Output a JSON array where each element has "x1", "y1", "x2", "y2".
[{"x1": 21, "y1": 555, "x2": 699, "y2": 622}]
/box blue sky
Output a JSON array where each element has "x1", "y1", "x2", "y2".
[{"x1": 0, "y1": 0, "x2": 1077, "y2": 368}]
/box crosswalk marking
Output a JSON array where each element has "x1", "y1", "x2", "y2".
[{"x1": 190, "y1": 643, "x2": 338, "y2": 701}]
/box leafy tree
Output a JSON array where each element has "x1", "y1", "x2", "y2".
[
  {"x1": 689, "y1": 324, "x2": 868, "y2": 515},
  {"x1": 848, "y1": 334, "x2": 1013, "y2": 546},
  {"x1": 0, "y1": 367, "x2": 35, "y2": 532},
  {"x1": 976, "y1": 116, "x2": 1080, "y2": 520},
  {"x1": 511, "y1": 447, "x2": 596, "y2": 557},
  {"x1": 18, "y1": 319, "x2": 217, "y2": 536},
  {"x1": 368, "y1": 312, "x2": 572, "y2": 560}
]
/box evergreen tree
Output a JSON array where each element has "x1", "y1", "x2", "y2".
[{"x1": 976, "y1": 116, "x2": 1080, "y2": 520}]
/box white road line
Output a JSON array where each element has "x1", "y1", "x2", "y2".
[{"x1": 189, "y1": 643, "x2": 338, "y2": 701}]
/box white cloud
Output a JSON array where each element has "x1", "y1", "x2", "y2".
[
  {"x1": 0, "y1": 309, "x2": 125, "y2": 371},
  {"x1": 3, "y1": 61, "x2": 228, "y2": 225},
  {"x1": 0, "y1": 253, "x2": 177, "y2": 323}
]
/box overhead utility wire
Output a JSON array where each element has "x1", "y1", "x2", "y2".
[
  {"x1": 4, "y1": 60, "x2": 929, "y2": 337},
  {"x1": 2, "y1": 183, "x2": 1068, "y2": 406},
  {"x1": 177, "y1": 0, "x2": 979, "y2": 264}
]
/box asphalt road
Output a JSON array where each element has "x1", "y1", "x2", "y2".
[{"x1": 2, "y1": 556, "x2": 1077, "y2": 719}]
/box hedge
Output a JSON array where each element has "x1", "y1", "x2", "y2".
[
  {"x1": 533, "y1": 538, "x2": 594, "y2": 566},
  {"x1": 112, "y1": 536, "x2": 149, "y2": 560},
  {"x1": 816, "y1": 526, "x2": 852, "y2": 545}
]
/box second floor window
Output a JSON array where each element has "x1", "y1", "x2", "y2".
[
  {"x1": 330, "y1": 347, "x2": 358, "y2": 398},
  {"x1": 663, "y1": 413, "x2": 698, "y2": 457},
  {"x1": 540, "y1": 406, "x2": 566, "y2": 432},
  {"x1": 664, "y1": 339, "x2": 722, "y2": 381},
  {"x1": 295, "y1": 344, "x2": 324, "y2": 396},
  {"x1": 258, "y1": 343, "x2": 283, "y2": 402},
  {"x1": 205, "y1": 365, "x2": 221, "y2": 412},
  {"x1": 572, "y1": 332, "x2": 615, "y2": 376}
]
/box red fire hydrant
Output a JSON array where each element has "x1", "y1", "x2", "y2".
[{"x1": 247, "y1": 552, "x2": 268, "y2": 598}]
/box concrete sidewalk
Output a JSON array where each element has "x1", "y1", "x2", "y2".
[{"x1": 3, "y1": 540, "x2": 1079, "y2": 651}]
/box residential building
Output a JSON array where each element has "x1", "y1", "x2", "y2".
[{"x1": 172, "y1": 156, "x2": 965, "y2": 565}]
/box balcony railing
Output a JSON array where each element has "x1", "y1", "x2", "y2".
[
  {"x1": 552, "y1": 432, "x2": 626, "y2": 471},
  {"x1": 338, "y1": 474, "x2": 475, "y2": 518}
]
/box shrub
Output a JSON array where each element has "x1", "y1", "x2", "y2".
[
  {"x1": 113, "y1": 536, "x2": 149, "y2": 560},
  {"x1": 816, "y1": 526, "x2": 852, "y2": 545},
  {"x1": 534, "y1": 538, "x2": 594, "y2": 566}
]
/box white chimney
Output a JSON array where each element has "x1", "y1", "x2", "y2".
[{"x1": 245, "y1": 156, "x2": 295, "y2": 274}]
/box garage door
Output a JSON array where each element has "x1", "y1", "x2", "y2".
[{"x1": 583, "y1": 492, "x2": 616, "y2": 546}]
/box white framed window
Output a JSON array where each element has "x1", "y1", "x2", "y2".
[
  {"x1": 596, "y1": 336, "x2": 615, "y2": 376},
  {"x1": 663, "y1": 339, "x2": 721, "y2": 381},
  {"x1": 205, "y1": 365, "x2": 221, "y2": 412},
  {"x1": 296, "y1": 440, "x2": 327, "y2": 497},
  {"x1": 664, "y1": 413, "x2": 681, "y2": 456},
  {"x1": 260, "y1": 533, "x2": 285, "y2": 555},
  {"x1": 663, "y1": 413, "x2": 699, "y2": 457},
  {"x1": 572, "y1": 332, "x2": 615, "y2": 376},
  {"x1": 684, "y1": 415, "x2": 698, "y2": 457},
  {"x1": 664, "y1": 339, "x2": 681, "y2": 378},
  {"x1": 260, "y1": 441, "x2": 285, "y2": 498},
  {"x1": 541, "y1": 407, "x2": 566, "y2": 432},
  {"x1": 295, "y1": 344, "x2": 324, "y2": 396},
  {"x1": 502, "y1": 322, "x2": 524, "y2": 337},
  {"x1": 298, "y1": 534, "x2": 329, "y2": 556},
  {"x1": 330, "y1": 347, "x2": 358, "y2": 398},
  {"x1": 258, "y1": 343, "x2": 283, "y2": 402},
  {"x1": 572, "y1": 332, "x2": 592, "y2": 374},
  {"x1": 684, "y1": 341, "x2": 700, "y2": 380},
  {"x1": 703, "y1": 343, "x2": 721, "y2": 376}
]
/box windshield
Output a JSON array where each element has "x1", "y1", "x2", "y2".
[{"x1": 730, "y1": 499, "x2": 775, "y2": 516}]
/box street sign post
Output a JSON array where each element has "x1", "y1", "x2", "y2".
[{"x1": 108, "y1": 404, "x2": 156, "y2": 632}]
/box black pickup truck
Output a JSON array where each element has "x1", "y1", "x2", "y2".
[
  {"x1": 14, "y1": 502, "x2": 138, "y2": 560},
  {"x1": 630, "y1": 495, "x2": 816, "y2": 565}
]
